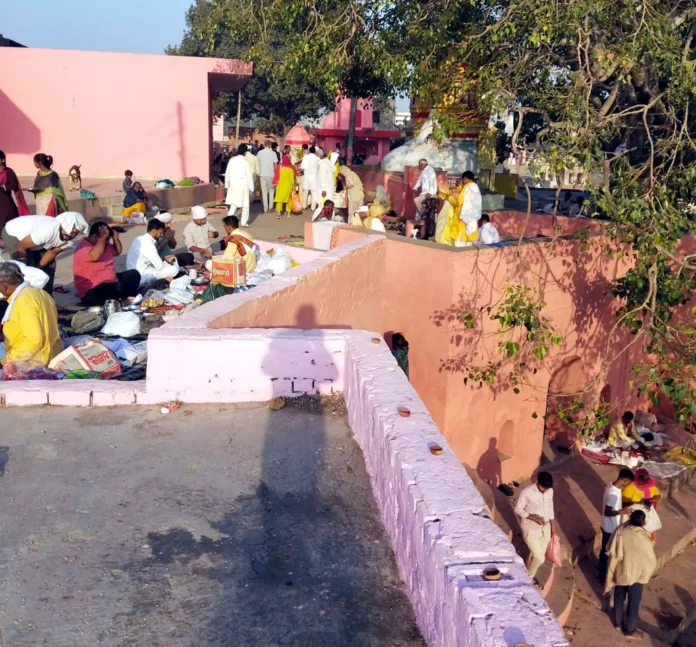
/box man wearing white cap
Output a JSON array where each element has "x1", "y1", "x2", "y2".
[
  {"x1": 2, "y1": 212, "x2": 89, "y2": 294},
  {"x1": 182, "y1": 205, "x2": 220, "y2": 264},
  {"x1": 225, "y1": 144, "x2": 255, "y2": 226}
]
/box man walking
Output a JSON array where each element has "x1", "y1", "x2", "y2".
[
  {"x1": 515, "y1": 471, "x2": 557, "y2": 587},
  {"x1": 605, "y1": 509, "x2": 656, "y2": 640},
  {"x1": 244, "y1": 146, "x2": 260, "y2": 203},
  {"x1": 599, "y1": 468, "x2": 634, "y2": 584},
  {"x1": 257, "y1": 143, "x2": 278, "y2": 213},
  {"x1": 224, "y1": 145, "x2": 254, "y2": 227},
  {"x1": 300, "y1": 146, "x2": 320, "y2": 210}
]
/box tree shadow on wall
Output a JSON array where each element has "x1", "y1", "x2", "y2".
[{"x1": 431, "y1": 236, "x2": 639, "y2": 417}]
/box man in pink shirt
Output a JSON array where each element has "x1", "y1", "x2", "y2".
[{"x1": 73, "y1": 221, "x2": 141, "y2": 306}]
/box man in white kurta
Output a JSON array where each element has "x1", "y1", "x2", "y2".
[
  {"x1": 126, "y1": 219, "x2": 179, "y2": 287},
  {"x1": 455, "y1": 171, "x2": 483, "y2": 247},
  {"x1": 300, "y1": 146, "x2": 320, "y2": 210},
  {"x1": 225, "y1": 144, "x2": 255, "y2": 226},
  {"x1": 317, "y1": 152, "x2": 338, "y2": 204}
]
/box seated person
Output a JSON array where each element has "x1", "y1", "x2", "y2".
[
  {"x1": 623, "y1": 468, "x2": 661, "y2": 507},
  {"x1": 0, "y1": 262, "x2": 62, "y2": 367},
  {"x1": 126, "y1": 218, "x2": 180, "y2": 288},
  {"x1": 222, "y1": 215, "x2": 257, "y2": 274},
  {"x1": 156, "y1": 212, "x2": 194, "y2": 267},
  {"x1": 608, "y1": 411, "x2": 640, "y2": 448},
  {"x1": 312, "y1": 200, "x2": 335, "y2": 222},
  {"x1": 122, "y1": 182, "x2": 148, "y2": 216},
  {"x1": 363, "y1": 203, "x2": 387, "y2": 232},
  {"x1": 478, "y1": 214, "x2": 500, "y2": 244},
  {"x1": 73, "y1": 221, "x2": 141, "y2": 306},
  {"x1": 183, "y1": 205, "x2": 219, "y2": 263}
]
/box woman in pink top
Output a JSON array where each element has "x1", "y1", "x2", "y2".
[{"x1": 73, "y1": 221, "x2": 141, "y2": 306}]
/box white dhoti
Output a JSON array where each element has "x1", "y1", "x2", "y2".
[
  {"x1": 303, "y1": 175, "x2": 319, "y2": 210},
  {"x1": 226, "y1": 182, "x2": 251, "y2": 226},
  {"x1": 141, "y1": 259, "x2": 180, "y2": 287}
]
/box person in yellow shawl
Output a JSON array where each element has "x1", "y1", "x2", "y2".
[
  {"x1": 222, "y1": 215, "x2": 257, "y2": 274},
  {"x1": 338, "y1": 166, "x2": 364, "y2": 217},
  {"x1": 436, "y1": 179, "x2": 464, "y2": 245},
  {"x1": 0, "y1": 263, "x2": 61, "y2": 368},
  {"x1": 454, "y1": 171, "x2": 482, "y2": 247},
  {"x1": 274, "y1": 154, "x2": 296, "y2": 218}
]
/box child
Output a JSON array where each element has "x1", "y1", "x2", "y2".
[
  {"x1": 391, "y1": 333, "x2": 410, "y2": 380},
  {"x1": 123, "y1": 170, "x2": 134, "y2": 193}
]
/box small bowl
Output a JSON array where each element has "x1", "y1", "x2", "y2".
[
  {"x1": 398, "y1": 407, "x2": 410, "y2": 417},
  {"x1": 483, "y1": 567, "x2": 501, "y2": 581},
  {"x1": 429, "y1": 444, "x2": 443, "y2": 456},
  {"x1": 371, "y1": 337, "x2": 381, "y2": 344}
]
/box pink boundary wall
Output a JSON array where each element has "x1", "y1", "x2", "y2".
[{"x1": 0, "y1": 48, "x2": 252, "y2": 180}]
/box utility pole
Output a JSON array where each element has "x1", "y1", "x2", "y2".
[{"x1": 235, "y1": 89, "x2": 242, "y2": 149}]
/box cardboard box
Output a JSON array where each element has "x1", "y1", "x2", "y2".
[
  {"x1": 211, "y1": 256, "x2": 246, "y2": 287},
  {"x1": 49, "y1": 340, "x2": 122, "y2": 378}
]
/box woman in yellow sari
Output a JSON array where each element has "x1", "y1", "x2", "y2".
[
  {"x1": 436, "y1": 180, "x2": 464, "y2": 245},
  {"x1": 274, "y1": 154, "x2": 296, "y2": 218}
]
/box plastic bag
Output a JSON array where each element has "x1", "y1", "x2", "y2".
[
  {"x1": 2, "y1": 362, "x2": 59, "y2": 381},
  {"x1": 291, "y1": 190, "x2": 304, "y2": 215},
  {"x1": 267, "y1": 247, "x2": 293, "y2": 275},
  {"x1": 545, "y1": 533, "x2": 562, "y2": 567},
  {"x1": 101, "y1": 312, "x2": 141, "y2": 338}
]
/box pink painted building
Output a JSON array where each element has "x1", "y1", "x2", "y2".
[
  {"x1": 316, "y1": 98, "x2": 400, "y2": 161},
  {"x1": 0, "y1": 48, "x2": 252, "y2": 181}
]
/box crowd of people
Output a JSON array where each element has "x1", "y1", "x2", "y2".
[{"x1": 515, "y1": 456, "x2": 662, "y2": 641}]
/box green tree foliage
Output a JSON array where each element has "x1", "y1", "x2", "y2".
[
  {"x1": 166, "y1": 0, "x2": 335, "y2": 134},
  {"x1": 405, "y1": 0, "x2": 696, "y2": 426}
]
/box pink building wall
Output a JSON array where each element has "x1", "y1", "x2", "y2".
[
  {"x1": 0, "y1": 48, "x2": 251, "y2": 180},
  {"x1": 322, "y1": 98, "x2": 375, "y2": 130}
]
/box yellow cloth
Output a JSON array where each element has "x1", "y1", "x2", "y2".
[
  {"x1": 605, "y1": 524, "x2": 657, "y2": 593},
  {"x1": 662, "y1": 446, "x2": 696, "y2": 466},
  {"x1": 122, "y1": 202, "x2": 147, "y2": 216},
  {"x1": 622, "y1": 482, "x2": 660, "y2": 504},
  {"x1": 274, "y1": 167, "x2": 295, "y2": 206},
  {"x1": 2, "y1": 286, "x2": 62, "y2": 367},
  {"x1": 223, "y1": 229, "x2": 257, "y2": 274},
  {"x1": 438, "y1": 185, "x2": 467, "y2": 245},
  {"x1": 608, "y1": 421, "x2": 633, "y2": 446}
]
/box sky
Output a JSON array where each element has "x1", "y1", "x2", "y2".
[
  {"x1": 4, "y1": 0, "x2": 193, "y2": 54},
  {"x1": 4, "y1": 0, "x2": 410, "y2": 111}
]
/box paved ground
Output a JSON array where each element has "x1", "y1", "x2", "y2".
[{"x1": 0, "y1": 405, "x2": 424, "y2": 647}]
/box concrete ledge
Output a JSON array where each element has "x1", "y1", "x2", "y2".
[{"x1": 343, "y1": 332, "x2": 567, "y2": 647}]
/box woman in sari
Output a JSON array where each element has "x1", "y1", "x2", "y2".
[
  {"x1": 122, "y1": 182, "x2": 148, "y2": 216},
  {"x1": 0, "y1": 150, "x2": 29, "y2": 230},
  {"x1": 30, "y1": 154, "x2": 67, "y2": 217},
  {"x1": 436, "y1": 180, "x2": 464, "y2": 245},
  {"x1": 274, "y1": 155, "x2": 296, "y2": 218},
  {"x1": 338, "y1": 165, "x2": 364, "y2": 218}
]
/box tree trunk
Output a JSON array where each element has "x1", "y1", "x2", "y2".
[{"x1": 346, "y1": 97, "x2": 359, "y2": 165}]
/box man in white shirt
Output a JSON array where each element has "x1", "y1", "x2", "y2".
[
  {"x1": 300, "y1": 146, "x2": 321, "y2": 210},
  {"x1": 225, "y1": 145, "x2": 255, "y2": 226},
  {"x1": 412, "y1": 159, "x2": 438, "y2": 219},
  {"x1": 515, "y1": 471, "x2": 557, "y2": 584},
  {"x1": 182, "y1": 205, "x2": 220, "y2": 263},
  {"x1": 599, "y1": 468, "x2": 635, "y2": 584},
  {"x1": 455, "y1": 171, "x2": 483, "y2": 247},
  {"x1": 126, "y1": 218, "x2": 179, "y2": 287},
  {"x1": 257, "y1": 144, "x2": 278, "y2": 212},
  {"x1": 477, "y1": 213, "x2": 500, "y2": 244}
]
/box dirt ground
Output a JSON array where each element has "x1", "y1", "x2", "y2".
[{"x1": 0, "y1": 404, "x2": 424, "y2": 647}]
